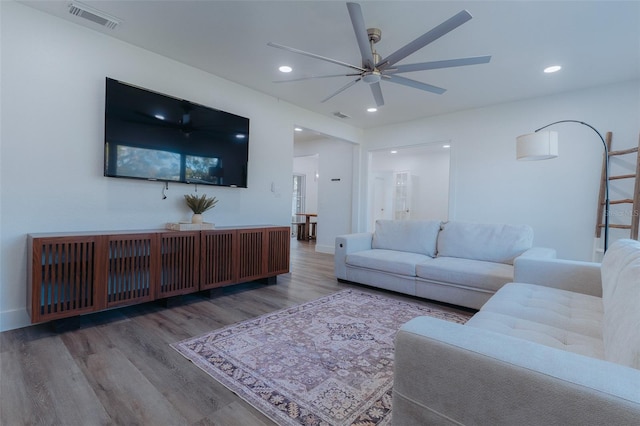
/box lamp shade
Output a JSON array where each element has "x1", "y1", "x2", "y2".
[{"x1": 516, "y1": 131, "x2": 559, "y2": 160}]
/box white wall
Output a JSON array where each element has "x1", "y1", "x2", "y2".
[
  {"x1": 412, "y1": 150, "x2": 450, "y2": 221},
  {"x1": 294, "y1": 137, "x2": 357, "y2": 253},
  {"x1": 362, "y1": 80, "x2": 640, "y2": 260},
  {"x1": 0, "y1": 2, "x2": 361, "y2": 331}
]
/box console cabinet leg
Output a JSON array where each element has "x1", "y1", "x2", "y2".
[
  {"x1": 202, "y1": 288, "x2": 224, "y2": 299},
  {"x1": 159, "y1": 296, "x2": 183, "y2": 308},
  {"x1": 257, "y1": 276, "x2": 277, "y2": 285},
  {"x1": 50, "y1": 316, "x2": 81, "y2": 332}
]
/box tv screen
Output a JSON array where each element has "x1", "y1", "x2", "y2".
[{"x1": 104, "y1": 78, "x2": 249, "y2": 187}]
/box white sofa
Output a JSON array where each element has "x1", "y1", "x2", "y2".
[
  {"x1": 393, "y1": 238, "x2": 640, "y2": 425},
  {"x1": 335, "y1": 220, "x2": 555, "y2": 309}
]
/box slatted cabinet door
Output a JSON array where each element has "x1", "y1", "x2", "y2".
[
  {"x1": 105, "y1": 233, "x2": 157, "y2": 308},
  {"x1": 29, "y1": 236, "x2": 99, "y2": 323},
  {"x1": 238, "y1": 228, "x2": 266, "y2": 282},
  {"x1": 159, "y1": 231, "x2": 199, "y2": 297},
  {"x1": 200, "y1": 229, "x2": 237, "y2": 289},
  {"x1": 267, "y1": 227, "x2": 291, "y2": 275}
]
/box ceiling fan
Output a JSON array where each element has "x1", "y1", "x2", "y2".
[{"x1": 268, "y1": 2, "x2": 491, "y2": 107}]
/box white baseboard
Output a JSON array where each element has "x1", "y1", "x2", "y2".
[
  {"x1": 0, "y1": 308, "x2": 31, "y2": 332},
  {"x1": 315, "y1": 243, "x2": 334, "y2": 254}
]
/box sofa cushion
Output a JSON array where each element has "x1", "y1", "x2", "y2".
[
  {"x1": 346, "y1": 249, "x2": 432, "y2": 276},
  {"x1": 600, "y1": 239, "x2": 640, "y2": 369},
  {"x1": 436, "y1": 221, "x2": 533, "y2": 265},
  {"x1": 415, "y1": 257, "x2": 513, "y2": 292},
  {"x1": 601, "y1": 239, "x2": 640, "y2": 304},
  {"x1": 371, "y1": 220, "x2": 440, "y2": 257},
  {"x1": 479, "y1": 282, "x2": 603, "y2": 338},
  {"x1": 466, "y1": 311, "x2": 605, "y2": 359}
]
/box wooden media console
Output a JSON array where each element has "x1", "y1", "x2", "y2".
[{"x1": 27, "y1": 226, "x2": 290, "y2": 324}]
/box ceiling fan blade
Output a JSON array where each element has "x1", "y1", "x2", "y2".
[
  {"x1": 387, "y1": 56, "x2": 491, "y2": 74},
  {"x1": 370, "y1": 82, "x2": 384, "y2": 107},
  {"x1": 384, "y1": 75, "x2": 446, "y2": 95},
  {"x1": 377, "y1": 10, "x2": 473, "y2": 70},
  {"x1": 346, "y1": 2, "x2": 375, "y2": 69},
  {"x1": 267, "y1": 42, "x2": 366, "y2": 72},
  {"x1": 321, "y1": 78, "x2": 362, "y2": 103},
  {"x1": 273, "y1": 73, "x2": 360, "y2": 83}
]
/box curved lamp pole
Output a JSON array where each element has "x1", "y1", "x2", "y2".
[{"x1": 516, "y1": 120, "x2": 609, "y2": 252}]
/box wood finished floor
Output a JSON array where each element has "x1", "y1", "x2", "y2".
[{"x1": 1, "y1": 239, "x2": 472, "y2": 426}]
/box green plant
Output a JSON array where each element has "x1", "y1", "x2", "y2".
[{"x1": 184, "y1": 194, "x2": 218, "y2": 214}]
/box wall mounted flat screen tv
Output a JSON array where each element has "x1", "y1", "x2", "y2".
[{"x1": 104, "y1": 78, "x2": 249, "y2": 188}]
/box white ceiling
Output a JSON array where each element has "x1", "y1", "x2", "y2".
[{"x1": 19, "y1": 1, "x2": 640, "y2": 129}]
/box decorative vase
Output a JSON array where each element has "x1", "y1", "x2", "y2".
[{"x1": 191, "y1": 213, "x2": 203, "y2": 224}]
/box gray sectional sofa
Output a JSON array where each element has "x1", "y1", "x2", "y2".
[
  {"x1": 335, "y1": 220, "x2": 555, "y2": 309},
  {"x1": 393, "y1": 238, "x2": 640, "y2": 425}
]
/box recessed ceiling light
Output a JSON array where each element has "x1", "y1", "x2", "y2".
[
  {"x1": 154, "y1": 114, "x2": 165, "y2": 120},
  {"x1": 544, "y1": 65, "x2": 562, "y2": 73},
  {"x1": 390, "y1": 150, "x2": 398, "y2": 154},
  {"x1": 442, "y1": 144, "x2": 451, "y2": 148},
  {"x1": 235, "y1": 134, "x2": 246, "y2": 139},
  {"x1": 294, "y1": 127, "x2": 303, "y2": 132},
  {"x1": 279, "y1": 65, "x2": 293, "y2": 73},
  {"x1": 367, "y1": 107, "x2": 377, "y2": 112}
]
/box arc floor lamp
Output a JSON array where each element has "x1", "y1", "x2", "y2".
[{"x1": 516, "y1": 120, "x2": 610, "y2": 252}]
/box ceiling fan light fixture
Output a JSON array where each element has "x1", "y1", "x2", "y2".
[{"x1": 362, "y1": 71, "x2": 382, "y2": 84}]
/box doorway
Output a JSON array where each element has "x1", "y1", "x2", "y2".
[
  {"x1": 368, "y1": 143, "x2": 451, "y2": 230},
  {"x1": 293, "y1": 128, "x2": 356, "y2": 253}
]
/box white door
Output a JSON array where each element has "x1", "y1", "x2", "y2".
[{"x1": 393, "y1": 171, "x2": 412, "y2": 220}]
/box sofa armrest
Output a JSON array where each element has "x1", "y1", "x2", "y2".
[
  {"x1": 517, "y1": 246, "x2": 557, "y2": 259},
  {"x1": 334, "y1": 233, "x2": 373, "y2": 280},
  {"x1": 513, "y1": 257, "x2": 602, "y2": 297},
  {"x1": 393, "y1": 316, "x2": 640, "y2": 426}
]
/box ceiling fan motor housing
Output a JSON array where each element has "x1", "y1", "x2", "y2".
[{"x1": 372, "y1": 52, "x2": 381, "y2": 67}]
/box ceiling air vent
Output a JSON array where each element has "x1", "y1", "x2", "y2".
[
  {"x1": 333, "y1": 112, "x2": 351, "y2": 119},
  {"x1": 68, "y1": 1, "x2": 121, "y2": 30}
]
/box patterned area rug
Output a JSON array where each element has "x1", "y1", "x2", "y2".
[{"x1": 172, "y1": 289, "x2": 471, "y2": 426}]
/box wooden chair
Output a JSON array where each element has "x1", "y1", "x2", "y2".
[
  {"x1": 292, "y1": 217, "x2": 307, "y2": 240},
  {"x1": 309, "y1": 221, "x2": 317, "y2": 240}
]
